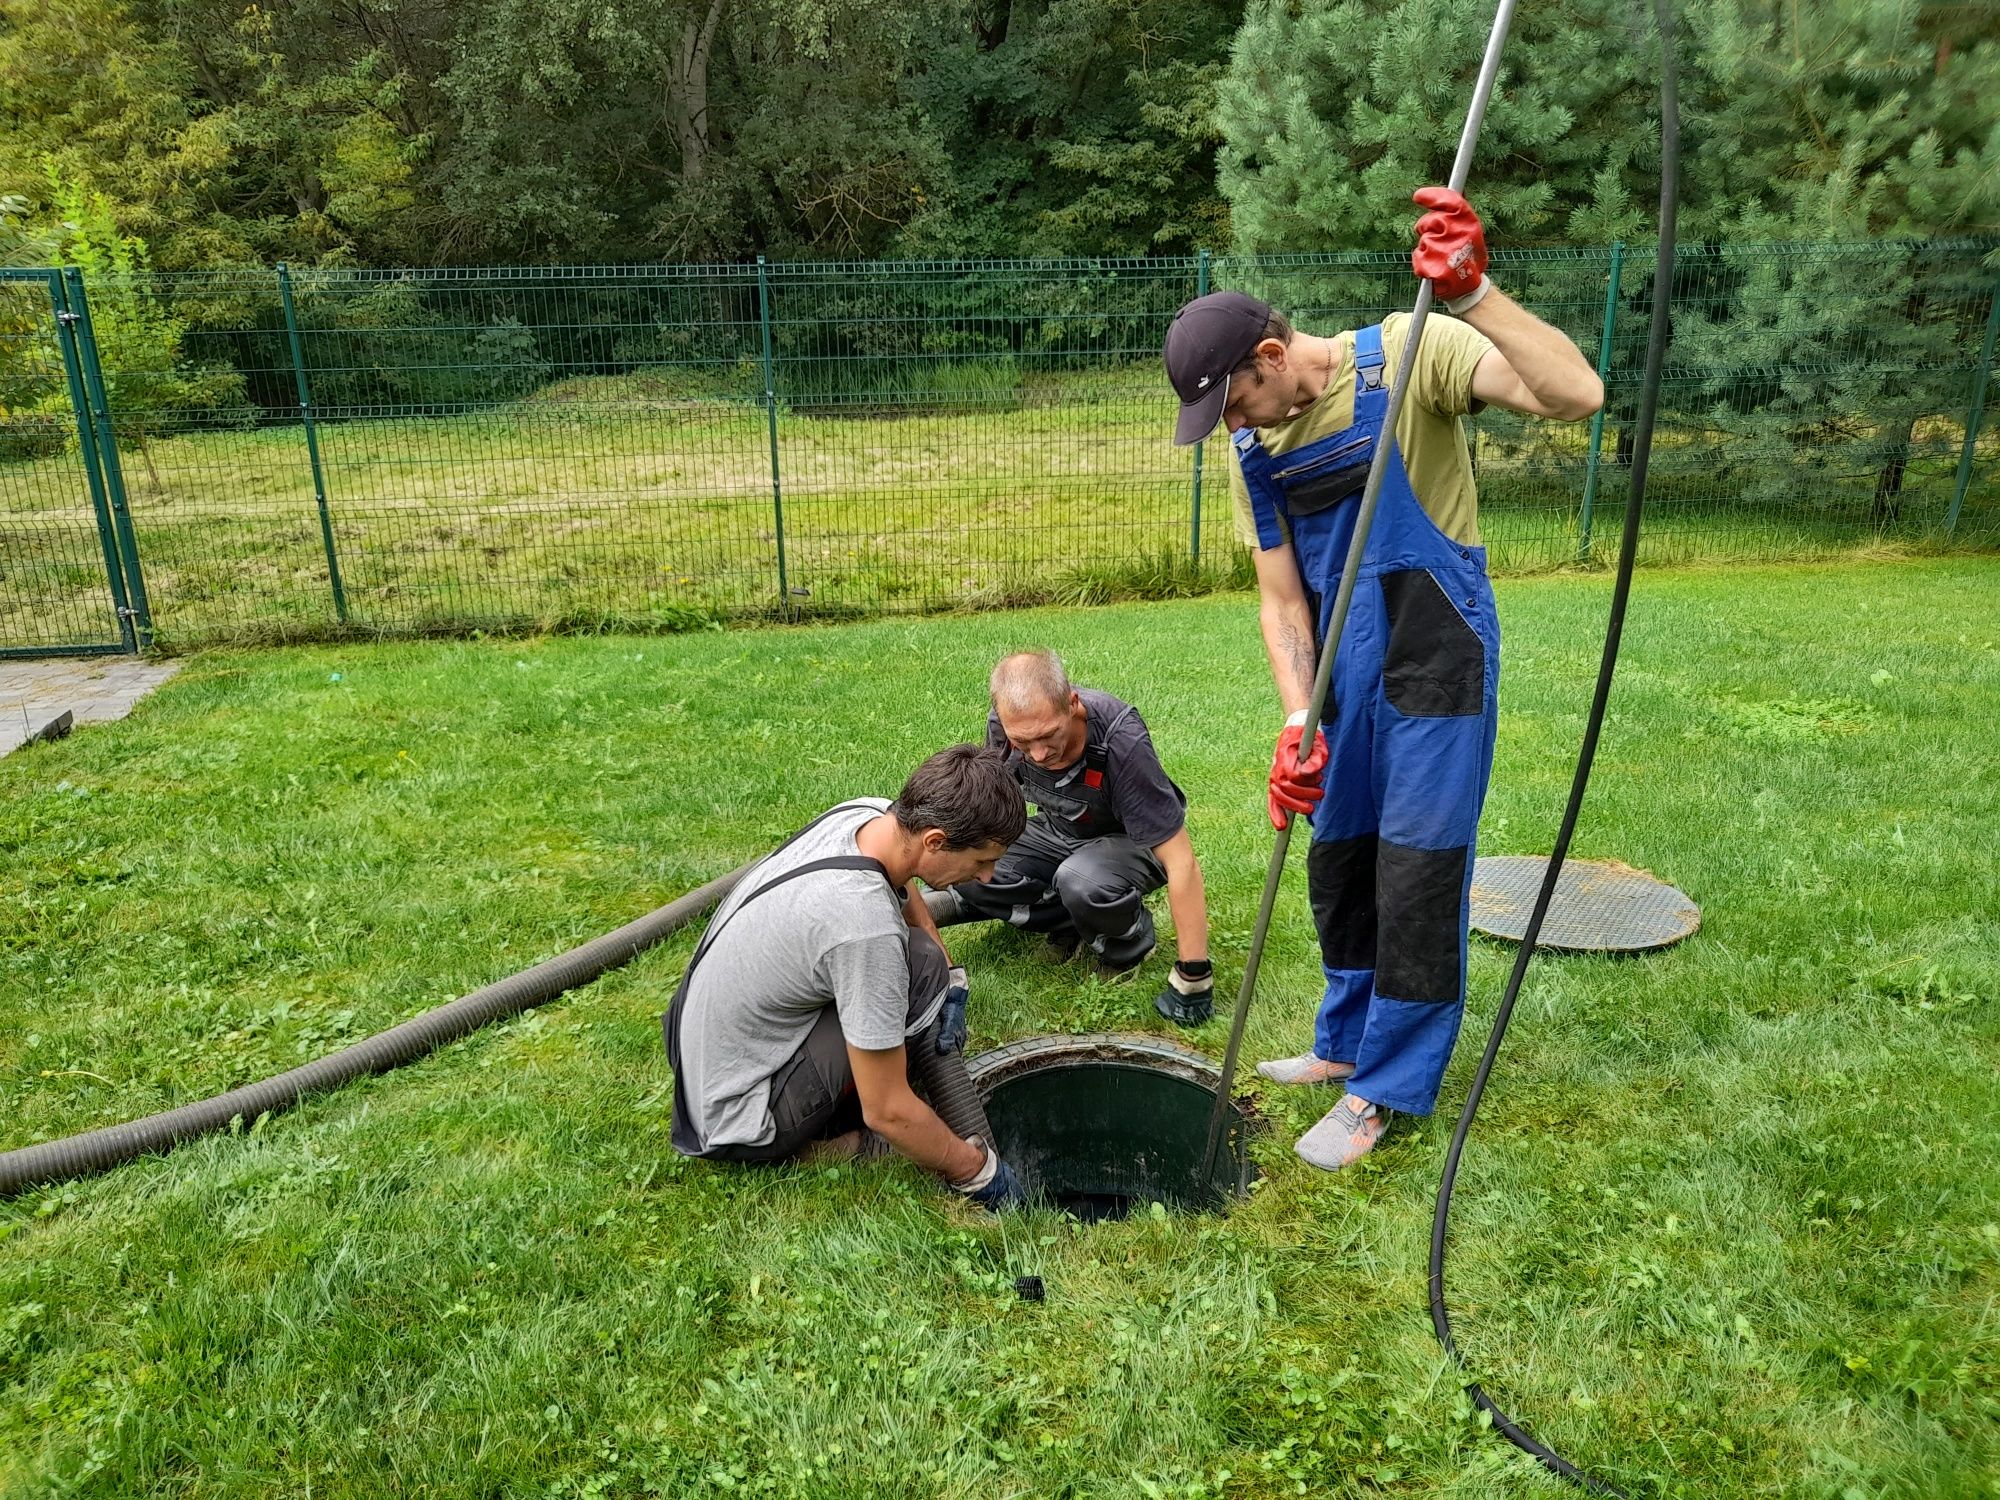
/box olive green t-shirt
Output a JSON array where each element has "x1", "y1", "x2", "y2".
[{"x1": 1228, "y1": 312, "x2": 1494, "y2": 549}]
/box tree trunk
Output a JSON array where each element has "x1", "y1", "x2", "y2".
[
  {"x1": 1870, "y1": 415, "x2": 1916, "y2": 527},
  {"x1": 669, "y1": 0, "x2": 727, "y2": 183},
  {"x1": 975, "y1": 0, "x2": 1012, "y2": 51},
  {"x1": 133, "y1": 429, "x2": 164, "y2": 493},
  {"x1": 1871, "y1": 286, "x2": 1929, "y2": 527}
]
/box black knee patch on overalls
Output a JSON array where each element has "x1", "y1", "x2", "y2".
[
  {"x1": 1308, "y1": 834, "x2": 1377, "y2": 971},
  {"x1": 1374, "y1": 841, "x2": 1467, "y2": 1002}
]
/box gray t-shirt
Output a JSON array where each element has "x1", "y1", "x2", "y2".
[{"x1": 673, "y1": 799, "x2": 914, "y2": 1153}]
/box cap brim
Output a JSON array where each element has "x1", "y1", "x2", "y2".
[{"x1": 1172, "y1": 375, "x2": 1229, "y2": 446}]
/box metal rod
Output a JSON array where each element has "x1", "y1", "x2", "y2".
[
  {"x1": 1577, "y1": 240, "x2": 1625, "y2": 562},
  {"x1": 0, "y1": 643, "x2": 135, "y2": 662},
  {"x1": 1945, "y1": 264, "x2": 2000, "y2": 537},
  {"x1": 1203, "y1": 0, "x2": 1520, "y2": 1181},
  {"x1": 278, "y1": 264, "x2": 349, "y2": 623}
]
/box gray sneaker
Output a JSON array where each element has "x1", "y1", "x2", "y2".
[
  {"x1": 1294, "y1": 1094, "x2": 1390, "y2": 1171},
  {"x1": 1255, "y1": 1053, "x2": 1356, "y2": 1087}
]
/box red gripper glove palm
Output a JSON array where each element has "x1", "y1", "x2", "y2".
[
  {"x1": 1411, "y1": 186, "x2": 1490, "y2": 310},
  {"x1": 1268, "y1": 722, "x2": 1331, "y2": 832}
]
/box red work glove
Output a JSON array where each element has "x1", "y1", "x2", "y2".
[
  {"x1": 1268, "y1": 720, "x2": 1330, "y2": 832},
  {"x1": 1411, "y1": 186, "x2": 1491, "y2": 313}
]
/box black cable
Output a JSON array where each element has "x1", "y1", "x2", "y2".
[{"x1": 1426, "y1": 0, "x2": 1679, "y2": 1491}]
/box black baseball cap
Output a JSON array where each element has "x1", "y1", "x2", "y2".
[{"x1": 1163, "y1": 291, "x2": 1271, "y2": 445}]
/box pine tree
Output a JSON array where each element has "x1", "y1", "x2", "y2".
[
  {"x1": 1216, "y1": 0, "x2": 2000, "y2": 530},
  {"x1": 1217, "y1": 0, "x2": 1656, "y2": 256},
  {"x1": 1668, "y1": 0, "x2": 2000, "y2": 525}
]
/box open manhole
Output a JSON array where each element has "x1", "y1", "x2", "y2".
[
  {"x1": 965, "y1": 1033, "x2": 1256, "y2": 1221},
  {"x1": 1470, "y1": 855, "x2": 1700, "y2": 953}
]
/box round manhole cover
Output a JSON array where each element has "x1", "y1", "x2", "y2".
[{"x1": 1470, "y1": 855, "x2": 1699, "y2": 953}]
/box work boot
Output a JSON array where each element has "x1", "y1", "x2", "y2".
[
  {"x1": 1255, "y1": 1052, "x2": 1356, "y2": 1087},
  {"x1": 1294, "y1": 1094, "x2": 1391, "y2": 1171},
  {"x1": 924, "y1": 887, "x2": 969, "y2": 926},
  {"x1": 1092, "y1": 914, "x2": 1156, "y2": 980},
  {"x1": 1095, "y1": 940, "x2": 1155, "y2": 984},
  {"x1": 800, "y1": 1130, "x2": 863, "y2": 1165},
  {"x1": 1040, "y1": 927, "x2": 1084, "y2": 964}
]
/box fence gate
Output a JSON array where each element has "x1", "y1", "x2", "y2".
[{"x1": 0, "y1": 268, "x2": 136, "y2": 657}]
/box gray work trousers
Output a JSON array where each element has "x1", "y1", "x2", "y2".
[{"x1": 951, "y1": 815, "x2": 1165, "y2": 967}]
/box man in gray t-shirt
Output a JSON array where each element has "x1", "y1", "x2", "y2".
[
  {"x1": 939, "y1": 650, "x2": 1220, "y2": 1027},
  {"x1": 666, "y1": 744, "x2": 1029, "y2": 1206}
]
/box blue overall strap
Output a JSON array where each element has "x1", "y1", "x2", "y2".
[
  {"x1": 1234, "y1": 427, "x2": 1291, "y2": 551},
  {"x1": 1352, "y1": 323, "x2": 1389, "y2": 421}
]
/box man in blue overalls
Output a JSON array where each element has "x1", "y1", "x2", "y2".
[{"x1": 1163, "y1": 189, "x2": 1604, "y2": 1170}]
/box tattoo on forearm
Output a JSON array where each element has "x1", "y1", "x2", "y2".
[{"x1": 1277, "y1": 619, "x2": 1317, "y2": 701}]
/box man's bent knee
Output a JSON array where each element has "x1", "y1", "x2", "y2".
[
  {"x1": 907, "y1": 927, "x2": 951, "y2": 1029},
  {"x1": 1053, "y1": 854, "x2": 1132, "y2": 914}
]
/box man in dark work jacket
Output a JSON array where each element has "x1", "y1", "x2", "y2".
[{"x1": 930, "y1": 649, "x2": 1219, "y2": 1027}]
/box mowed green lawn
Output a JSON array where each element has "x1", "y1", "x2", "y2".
[{"x1": 2, "y1": 559, "x2": 1996, "y2": 1498}]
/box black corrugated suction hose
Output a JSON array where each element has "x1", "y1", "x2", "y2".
[
  {"x1": 909, "y1": 1023, "x2": 995, "y2": 1147},
  {"x1": 0, "y1": 866, "x2": 751, "y2": 1196}
]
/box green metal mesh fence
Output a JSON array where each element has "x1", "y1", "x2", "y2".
[
  {"x1": 0, "y1": 269, "x2": 140, "y2": 655},
  {"x1": 0, "y1": 271, "x2": 100, "y2": 655},
  {"x1": 1, "y1": 241, "x2": 1994, "y2": 652}
]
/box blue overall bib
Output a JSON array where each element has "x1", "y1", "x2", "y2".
[{"x1": 1233, "y1": 323, "x2": 1500, "y2": 1116}]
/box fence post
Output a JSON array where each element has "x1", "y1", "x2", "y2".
[
  {"x1": 276, "y1": 264, "x2": 350, "y2": 623},
  {"x1": 1577, "y1": 240, "x2": 1625, "y2": 563},
  {"x1": 1189, "y1": 248, "x2": 1212, "y2": 566},
  {"x1": 49, "y1": 272, "x2": 137, "y2": 653},
  {"x1": 61, "y1": 266, "x2": 152, "y2": 645},
  {"x1": 1945, "y1": 263, "x2": 2000, "y2": 537},
  {"x1": 756, "y1": 255, "x2": 789, "y2": 603}
]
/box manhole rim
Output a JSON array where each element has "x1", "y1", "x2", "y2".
[
  {"x1": 967, "y1": 1030, "x2": 1254, "y2": 1112},
  {"x1": 965, "y1": 1031, "x2": 1264, "y2": 1213}
]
